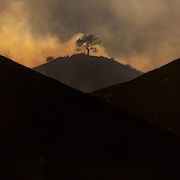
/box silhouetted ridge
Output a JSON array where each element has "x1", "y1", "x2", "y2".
[
  {"x1": 92, "y1": 57, "x2": 180, "y2": 137},
  {"x1": 0, "y1": 55, "x2": 180, "y2": 179},
  {"x1": 34, "y1": 54, "x2": 142, "y2": 92}
]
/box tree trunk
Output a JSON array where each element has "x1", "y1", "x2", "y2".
[{"x1": 87, "y1": 48, "x2": 90, "y2": 56}]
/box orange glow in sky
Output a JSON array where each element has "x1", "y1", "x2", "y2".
[
  {"x1": 0, "y1": 1, "x2": 109, "y2": 68},
  {"x1": 1, "y1": 1, "x2": 180, "y2": 72}
]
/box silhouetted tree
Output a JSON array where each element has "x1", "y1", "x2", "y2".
[{"x1": 76, "y1": 34, "x2": 101, "y2": 56}]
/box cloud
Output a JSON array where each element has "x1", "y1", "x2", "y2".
[{"x1": 1, "y1": 0, "x2": 180, "y2": 71}]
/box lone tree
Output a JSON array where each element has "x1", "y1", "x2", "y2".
[{"x1": 76, "y1": 34, "x2": 101, "y2": 56}]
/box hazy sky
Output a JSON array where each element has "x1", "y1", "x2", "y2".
[{"x1": 1, "y1": 0, "x2": 180, "y2": 71}]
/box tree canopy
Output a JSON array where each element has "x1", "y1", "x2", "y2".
[{"x1": 76, "y1": 34, "x2": 101, "y2": 56}]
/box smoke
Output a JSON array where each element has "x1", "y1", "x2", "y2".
[{"x1": 1, "y1": 0, "x2": 180, "y2": 71}]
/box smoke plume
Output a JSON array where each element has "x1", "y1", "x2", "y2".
[{"x1": 1, "y1": 0, "x2": 180, "y2": 71}]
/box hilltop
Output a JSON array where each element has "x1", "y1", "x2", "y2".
[
  {"x1": 92, "y1": 58, "x2": 180, "y2": 137},
  {"x1": 34, "y1": 54, "x2": 142, "y2": 92}
]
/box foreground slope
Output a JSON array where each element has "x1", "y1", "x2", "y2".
[
  {"x1": 34, "y1": 54, "x2": 142, "y2": 92},
  {"x1": 0, "y1": 56, "x2": 180, "y2": 179},
  {"x1": 92, "y1": 58, "x2": 180, "y2": 137}
]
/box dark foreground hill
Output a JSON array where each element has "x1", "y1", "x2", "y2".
[
  {"x1": 0, "y1": 55, "x2": 180, "y2": 179},
  {"x1": 92, "y1": 58, "x2": 180, "y2": 137},
  {"x1": 34, "y1": 54, "x2": 142, "y2": 93}
]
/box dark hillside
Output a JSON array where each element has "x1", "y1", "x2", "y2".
[
  {"x1": 0, "y1": 56, "x2": 180, "y2": 179},
  {"x1": 92, "y1": 58, "x2": 180, "y2": 137},
  {"x1": 34, "y1": 54, "x2": 142, "y2": 92}
]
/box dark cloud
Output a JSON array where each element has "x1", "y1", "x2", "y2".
[
  {"x1": 24, "y1": 0, "x2": 114, "y2": 41},
  {"x1": 1, "y1": 0, "x2": 180, "y2": 71}
]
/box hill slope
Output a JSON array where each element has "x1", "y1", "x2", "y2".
[
  {"x1": 0, "y1": 56, "x2": 180, "y2": 179},
  {"x1": 92, "y1": 58, "x2": 180, "y2": 137},
  {"x1": 34, "y1": 54, "x2": 142, "y2": 92}
]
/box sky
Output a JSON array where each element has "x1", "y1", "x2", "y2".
[{"x1": 0, "y1": 0, "x2": 180, "y2": 72}]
